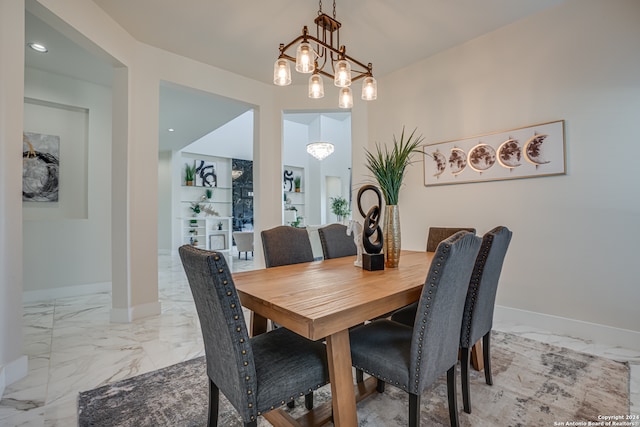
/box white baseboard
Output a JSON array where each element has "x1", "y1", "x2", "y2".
[
  {"x1": 494, "y1": 305, "x2": 640, "y2": 351},
  {"x1": 23, "y1": 282, "x2": 111, "y2": 303},
  {"x1": 110, "y1": 301, "x2": 162, "y2": 323},
  {"x1": 0, "y1": 355, "x2": 28, "y2": 399}
]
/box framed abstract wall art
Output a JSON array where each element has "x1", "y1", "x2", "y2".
[
  {"x1": 22, "y1": 132, "x2": 60, "y2": 202},
  {"x1": 422, "y1": 120, "x2": 566, "y2": 186},
  {"x1": 195, "y1": 159, "x2": 217, "y2": 187}
]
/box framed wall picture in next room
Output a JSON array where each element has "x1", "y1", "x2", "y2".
[{"x1": 195, "y1": 160, "x2": 217, "y2": 187}]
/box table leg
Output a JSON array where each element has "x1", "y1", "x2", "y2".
[
  {"x1": 325, "y1": 329, "x2": 358, "y2": 427},
  {"x1": 250, "y1": 312, "x2": 268, "y2": 337},
  {"x1": 471, "y1": 340, "x2": 484, "y2": 371}
]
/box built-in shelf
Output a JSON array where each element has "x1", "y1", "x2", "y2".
[
  {"x1": 182, "y1": 216, "x2": 233, "y2": 266},
  {"x1": 283, "y1": 165, "x2": 305, "y2": 226}
]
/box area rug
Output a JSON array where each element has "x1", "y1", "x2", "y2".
[{"x1": 78, "y1": 331, "x2": 630, "y2": 426}]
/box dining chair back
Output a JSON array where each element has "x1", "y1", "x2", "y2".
[
  {"x1": 349, "y1": 231, "x2": 481, "y2": 427},
  {"x1": 179, "y1": 245, "x2": 329, "y2": 427},
  {"x1": 233, "y1": 231, "x2": 254, "y2": 260},
  {"x1": 318, "y1": 223, "x2": 357, "y2": 259},
  {"x1": 261, "y1": 225, "x2": 314, "y2": 268},
  {"x1": 459, "y1": 226, "x2": 512, "y2": 413},
  {"x1": 426, "y1": 227, "x2": 476, "y2": 252}
]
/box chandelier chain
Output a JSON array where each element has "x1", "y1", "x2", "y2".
[{"x1": 318, "y1": 0, "x2": 337, "y2": 19}]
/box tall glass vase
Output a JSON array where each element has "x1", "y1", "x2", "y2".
[{"x1": 383, "y1": 205, "x2": 401, "y2": 268}]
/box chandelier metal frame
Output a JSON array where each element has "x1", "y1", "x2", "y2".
[
  {"x1": 277, "y1": 16, "x2": 373, "y2": 83},
  {"x1": 274, "y1": 0, "x2": 377, "y2": 106}
]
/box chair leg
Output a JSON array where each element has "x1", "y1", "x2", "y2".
[
  {"x1": 356, "y1": 369, "x2": 364, "y2": 383},
  {"x1": 305, "y1": 392, "x2": 314, "y2": 410},
  {"x1": 460, "y1": 346, "x2": 471, "y2": 414},
  {"x1": 447, "y1": 365, "x2": 459, "y2": 427},
  {"x1": 376, "y1": 378, "x2": 385, "y2": 393},
  {"x1": 409, "y1": 393, "x2": 420, "y2": 427},
  {"x1": 483, "y1": 332, "x2": 493, "y2": 385},
  {"x1": 208, "y1": 378, "x2": 219, "y2": 427}
]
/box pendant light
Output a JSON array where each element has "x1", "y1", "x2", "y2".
[
  {"x1": 306, "y1": 142, "x2": 335, "y2": 161},
  {"x1": 361, "y1": 75, "x2": 377, "y2": 100},
  {"x1": 338, "y1": 87, "x2": 353, "y2": 109},
  {"x1": 295, "y1": 42, "x2": 314, "y2": 73},
  {"x1": 333, "y1": 59, "x2": 352, "y2": 87},
  {"x1": 273, "y1": 58, "x2": 291, "y2": 86},
  {"x1": 308, "y1": 70, "x2": 325, "y2": 99},
  {"x1": 273, "y1": 0, "x2": 377, "y2": 108}
]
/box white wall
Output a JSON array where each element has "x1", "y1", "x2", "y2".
[
  {"x1": 22, "y1": 67, "x2": 112, "y2": 297},
  {"x1": 0, "y1": 0, "x2": 28, "y2": 397},
  {"x1": 185, "y1": 110, "x2": 254, "y2": 161},
  {"x1": 158, "y1": 151, "x2": 172, "y2": 252},
  {"x1": 367, "y1": 0, "x2": 640, "y2": 334}
]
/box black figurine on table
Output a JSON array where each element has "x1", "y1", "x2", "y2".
[{"x1": 356, "y1": 185, "x2": 384, "y2": 271}]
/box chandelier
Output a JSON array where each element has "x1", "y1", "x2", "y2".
[
  {"x1": 273, "y1": 0, "x2": 377, "y2": 108},
  {"x1": 306, "y1": 141, "x2": 335, "y2": 160}
]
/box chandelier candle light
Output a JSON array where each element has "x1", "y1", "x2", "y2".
[
  {"x1": 273, "y1": 0, "x2": 377, "y2": 108},
  {"x1": 306, "y1": 141, "x2": 334, "y2": 160}
]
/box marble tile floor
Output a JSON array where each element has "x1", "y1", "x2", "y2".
[{"x1": 1, "y1": 251, "x2": 638, "y2": 426}]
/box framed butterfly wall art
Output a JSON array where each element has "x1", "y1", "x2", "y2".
[{"x1": 422, "y1": 120, "x2": 565, "y2": 186}]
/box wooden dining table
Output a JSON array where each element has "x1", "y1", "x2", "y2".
[{"x1": 233, "y1": 250, "x2": 434, "y2": 426}]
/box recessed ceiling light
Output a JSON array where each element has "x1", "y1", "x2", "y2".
[
  {"x1": 168, "y1": 128, "x2": 175, "y2": 132},
  {"x1": 27, "y1": 42, "x2": 48, "y2": 53}
]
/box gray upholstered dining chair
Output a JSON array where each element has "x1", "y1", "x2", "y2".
[
  {"x1": 317, "y1": 223, "x2": 357, "y2": 259},
  {"x1": 233, "y1": 231, "x2": 254, "y2": 260},
  {"x1": 426, "y1": 227, "x2": 476, "y2": 252},
  {"x1": 391, "y1": 226, "x2": 512, "y2": 414},
  {"x1": 458, "y1": 226, "x2": 512, "y2": 413},
  {"x1": 261, "y1": 225, "x2": 314, "y2": 268},
  {"x1": 349, "y1": 231, "x2": 482, "y2": 427},
  {"x1": 179, "y1": 245, "x2": 330, "y2": 427},
  {"x1": 260, "y1": 225, "x2": 316, "y2": 409}
]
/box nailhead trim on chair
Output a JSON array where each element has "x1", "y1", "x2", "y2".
[
  {"x1": 461, "y1": 234, "x2": 493, "y2": 346},
  {"x1": 211, "y1": 253, "x2": 258, "y2": 417},
  {"x1": 409, "y1": 244, "x2": 450, "y2": 391}
]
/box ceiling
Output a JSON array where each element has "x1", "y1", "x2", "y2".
[
  {"x1": 25, "y1": 0, "x2": 565, "y2": 152},
  {"x1": 91, "y1": 0, "x2": 564, "y2": 84}
]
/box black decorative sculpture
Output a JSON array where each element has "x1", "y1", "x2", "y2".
[{"x1": 356, "y1": 185, "x2": 385, "y2": 270}]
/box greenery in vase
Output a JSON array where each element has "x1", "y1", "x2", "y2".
[
  {"x1": 364, "y1": 127, "x2": 424, "y2": 205},
  {"x1": 330, "y1": 196, "x2": 350, "y2": 219},
  {"x1": 184, "y1": 163, "x2": 196, "y2": 183},
  {"x1": 294, "y1": 176, "x2": 301, "y2": 190},
  {"x1": 291, "y1": 216, "x2": 303, "y2": 228}
]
